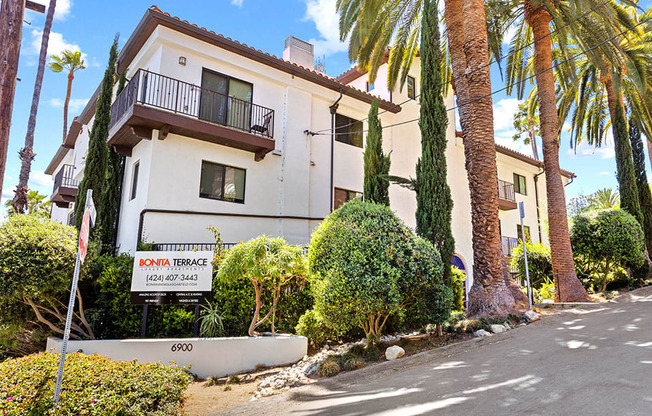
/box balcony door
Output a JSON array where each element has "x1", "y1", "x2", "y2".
[{"x1": 199, "y1": 69, "x2": 252, "y2": 131}]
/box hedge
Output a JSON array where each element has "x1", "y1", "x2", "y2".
[{"x1": 0, "y1": 352, "x2": 191, "y2": 415}]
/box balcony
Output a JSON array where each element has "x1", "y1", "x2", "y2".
[
  {"x1": 51, "y1": 164, "x2": 79, "y2": 208},
  {"x1": 498, "y1": 179, "x2": 517, "y2": 210},
  {"x1": 501, "y1": 236, "x2": 519, "y2": 257},
  {"x1": 108, "y1": 69, "x2": 275, "y2": 161}
]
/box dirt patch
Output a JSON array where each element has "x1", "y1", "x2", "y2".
[{"x1": 183, "y1": 367, "x2": 283, "y2": 415}]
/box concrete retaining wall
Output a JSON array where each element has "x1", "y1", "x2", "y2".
[{"x1": 46, "y1": 335, "x2": 307, "y2": 378}]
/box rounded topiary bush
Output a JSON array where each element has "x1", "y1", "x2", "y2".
[
  {"x1": 0, "y1": 352, "x2": 192, "y2": 415},
  {"x1": 308, "y1": 200, "x2": 452, "y2": 343}
]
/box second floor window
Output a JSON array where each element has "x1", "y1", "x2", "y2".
[
  {"x1": 130, "y1": 161, "x2": 140, "y2": 201},
  {"x1": 517, "y1": 224, "x2": 531, "y2": 243},
  {"x1": 514, "y1": 173, "x2": 527, "y2": 195},
  {"x1": 366, "y1": 81, "x2": 375, "y2": 92},
  {"x1": 334, "y1": 187, "x2": 363, "y2": 209},
  {"x1": 407, "y1": 76, "x2": 416, "y2": 99},
  {"x1": 200, "y1": 161, "x2": 246, "y2": 203},
  {"x1": 335, "y1": 114, "x2": 363, "y2": 148},
  {"x1": 200, "y1": 69, "x2": 253, "y2": 131}
]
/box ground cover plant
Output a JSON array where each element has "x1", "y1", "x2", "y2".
[{"x1": 0, "y1": 352, "x2": 191, "y2": 415}]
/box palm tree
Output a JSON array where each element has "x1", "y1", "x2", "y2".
[
  {"x1": 589, "y1": 188, "x2": 620, "y2": 209},
  {"x1": 48, "y1": 50, "x2": 86, "y2": 142},
  {"x1": 512, "y1": 98, "x2": 541, "y2": 159},
  {"x1": 5, "y1": 189, "x2": 51, "y2": 217},
  {"x1": 490, "y1": 0, "x2": 637, "y2": 302},
  {"x1": 12, "y1": 0, "x2": 56, "y2": 213},
  {"x1": 338, "y1": 0, "x2": 529, "y2": 316}
]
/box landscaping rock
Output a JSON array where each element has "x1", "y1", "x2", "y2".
[
  {"x1": 490, "y1": 324, "x2": 506, "y2": 334},
  {"x1": 524, "y1": 310, "x2": 540, "y2": 322},
  {"x1": 474, "y1": 329, "x2": 491, "y2": 337},
  {"x1": 385, "y1": 346, "x2": 405, "y2": 361}
]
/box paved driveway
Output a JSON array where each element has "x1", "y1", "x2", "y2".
[{"x1": 216, "y1": 287, "x2": 652, "y2": 416}]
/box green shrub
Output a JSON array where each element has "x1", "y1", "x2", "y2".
[
  {"x1": 317, "y1": 358, "x2": 341, "y2": 377},
  {"x1": 0, "y1": 215, "x2": 87, "y2": 355},
  {"x1": 296, "y1": 309, "x2": 338, "y2": 347},
  {"x1": 510, "y1": 242, "x2": 553, "y2": 289},
  {"x1": 450, "y1": 267, "x2": 466, "y2": 311},
  {"x1": 0, "y1": 352, "x2": 191, "y2": 415},
  {"x1": 571, "y1": 209, "x2": 648, "y2": 291},
  {"x1": 363, "y1": 346, "x2": 381, "y2": 362},
  {"x1": 532, "y1": 278, "x2": 555, "y2": 303},
  {"x1": 308, "y1": 201, "x2": 451, "y2": 344},
  {"x1": 341, "y1": 355, "x2": 365, "y2": 371},
  {"x1": 347, "y1": 344, "x2": 366, "y2": 357}
]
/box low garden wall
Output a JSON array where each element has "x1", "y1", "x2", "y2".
[{"x1": 46, "y1": 335, "x2": 307, "y2": 378}]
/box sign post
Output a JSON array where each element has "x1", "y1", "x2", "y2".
[
  {"x1": 519, "y1": 202, "x2": 532, "y2": 309},
  {"x1": 53, "y1": 189, "x2": 94, "y2": 406}
]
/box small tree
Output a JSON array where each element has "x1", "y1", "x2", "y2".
[
  {"x1": 0, "y1": 215, "x2": 94, "y2": 347},
  {"x1": 308, "y1": 200, "x2": 451, "y2": 344},
  {"x1": 217, "y1": 236, "x2": 307, "y2": 336},
  {"x1": 571, "y1": 209, "x2": 647, "y2": 291},
  {"x1": 363, "y1": 99, "x2": 390, "y2": 205}
]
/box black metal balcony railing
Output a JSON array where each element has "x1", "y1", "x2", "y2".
[
  {"x1": 498, "y1": 179, "x2": 516, "y2": 202},
  {"x1": 53, "y1": 164, "x2": 79, "y2": 190},
  {"x1": 152, "y1": 242, "x2": 238, "y2": 252},
  {"x1": 501, "y1": 236, "x2": 519, "y2": 257},
  {"x1": 109, "y1": 69, "x2": 275, "y2": 139}
]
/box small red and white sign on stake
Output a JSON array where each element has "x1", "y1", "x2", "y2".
[
  {"x1": 79, "y1": 210, "x2": 90, "y2": 264},
  {"x1": 53, "y1": 189, "x2": 95, "y2": 408}
]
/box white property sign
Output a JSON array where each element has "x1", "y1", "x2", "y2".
[{"x1": 130, "y1": 251, "x2": 214, "y2": 305}]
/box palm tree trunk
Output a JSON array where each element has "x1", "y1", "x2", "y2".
[
  {"x1": 63, "y1": 71, "x2": 73, "y2": 141},
  {"x1": 12, "y1": 0, "x2": 57, "y2": 213},
  {"x1": 529, "y1": 119, "x2": 539, "y2": 160},
  {"x1": 445, "y1": 0, "x2": 528, "y2": 317},
  {"x1": 525, "y1": 3, "x2": 587, "y2": 302}
]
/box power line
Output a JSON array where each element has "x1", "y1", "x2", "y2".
[
  {"x1": 310, "y1": 0, "x2": 616, "y2": 135},
  {"x1": 311, "y1": 15, "x2": 650, "y2": 137}
]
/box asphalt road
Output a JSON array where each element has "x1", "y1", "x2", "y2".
[{"x1": 217, "y1": 286, "x2": 652, "y2": 416}]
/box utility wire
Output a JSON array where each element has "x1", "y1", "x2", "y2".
[
  {"x1": 310, "y1": 0, "x2": 616, "y2": 135},
  {"x1": 311, "y1": 15, "x2": 650, "y2": 137}
]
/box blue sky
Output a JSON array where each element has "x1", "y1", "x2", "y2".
[{"x1": 4, "y1": 0, "x2": 650, "y2": 208}]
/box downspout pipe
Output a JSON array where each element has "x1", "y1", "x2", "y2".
[{"x1": 329, "y1": 88, "x2": 343, "y2": 212}]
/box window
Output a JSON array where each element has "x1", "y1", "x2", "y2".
[
  {"x1": 366, "y1": 81, "x2": 375, "y2": 92},
  {"x1": 199, "y1": 69, "x2": 253, "y2": 131},
  {"x1": 334, "y1": 187, "x2": 363, "y2": 209},
  {"x1": 407, "y1": 76, "x2": 416, "y2": 99},
  {"x1": 335, "y1": 114, "x2": 363, "y2": 148},
  {"x1": 517, "y1": 224, "x2": 531, "y2": 243},
  {"x1": 199, "y1": 161, "x2": 246, "y2": 203},
  {"x1": 513, "y1": 173, "x2": 527, "y2": 195},
  {"x1": 130, "y1": 161, "x2": 140, "y2": 200}
]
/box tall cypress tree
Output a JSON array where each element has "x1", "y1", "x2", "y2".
[
  {"x1": 99, "y1": 69, "x2": 128, "y2": 250},
  {"x1": 629, "y1": 122, "x2": 652, "y2": 257},
  {"x1": 363, "y1": 99, "x2": 391, "y2": 205},
  {"x1": 416, "y1": 0, "x2": 455, "y2": 284},
  {"x1": 74, "y1": 36, "x2": 119, "y2": 231},
  {"x1": 612, "y1": 100, "x2": 643, "y2": 225}
]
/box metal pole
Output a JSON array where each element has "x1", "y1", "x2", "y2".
[
  {"x1": 140, "y1": 305, "x2": 149, "y2": 338},
  {"x1": 521, "y1": 215, "x2": 532, "y2": 309},
  {"x1": 53, "y1": 189, "x2": 91, "y2": 406},
  {"x1": 53, "y1": 251, "x2": 82, "y2": 404}
]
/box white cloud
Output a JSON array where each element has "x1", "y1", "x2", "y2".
[
  {"x1": 303, "y1": 0, "x2": 348, "y2": 57},
  {"x1": 49, "y1": 97, "x2": 89, "y2": 113},
  {"x1": 31, "y1": 0, "x2": 73, "y2": 21},
  {"x1": 231, "y1": 0, "x2": 244, "y2": 6},
  {"x1": 29, "y1": 29, "x2": 86, "y2": 60},
  {"x1": 599, "y1": 171, "x2": 613, "y2": 176},
  {"x1": 566, "y1": 141, "x2": 615, "y2": 159},
  {"x1": 29, "y1": 171, "x2": 53, "y2": 189},
  {"x1": 493, "y1": 98, "x2": 520, "y2": 132}
]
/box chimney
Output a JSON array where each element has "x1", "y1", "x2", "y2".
[{"x1": 283, "y1": 36, "x2": 314, "y2": 70}]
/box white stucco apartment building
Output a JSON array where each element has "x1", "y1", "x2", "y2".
[{"x1": 46, "y1": 6, "x2": 574, "y2": 292}]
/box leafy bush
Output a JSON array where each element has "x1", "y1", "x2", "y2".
[
  {"x1": 571, "y1": 209, "x2": 648, "y2": 291},
  {"x1": 532, "y1": 278, "x2": 556, "y2": 303},
  {"x1": 217, "y1": 236, "x2": 308, "y2": 336},
  {"x1": 296, "y1": 309, "x2": 338, "y2": 347},
  {"x1": 0, "y1": 215, "x2": 93, "y2": 356},
  {"x1": 317, "y1": 358, "x2": 340, "y2": 377},
  {"x1": 450, "y1": 267, "x2": 466, "y2": 311},
  {"x1": 510, "y1": 241, "x2": 553, "y2": 288},
  {"x1": 308, "y1": 201, "x2": 451, "y2": 343},
  {"x1": 0, "y1": 352, "x2": 191, "y2": 415}
]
